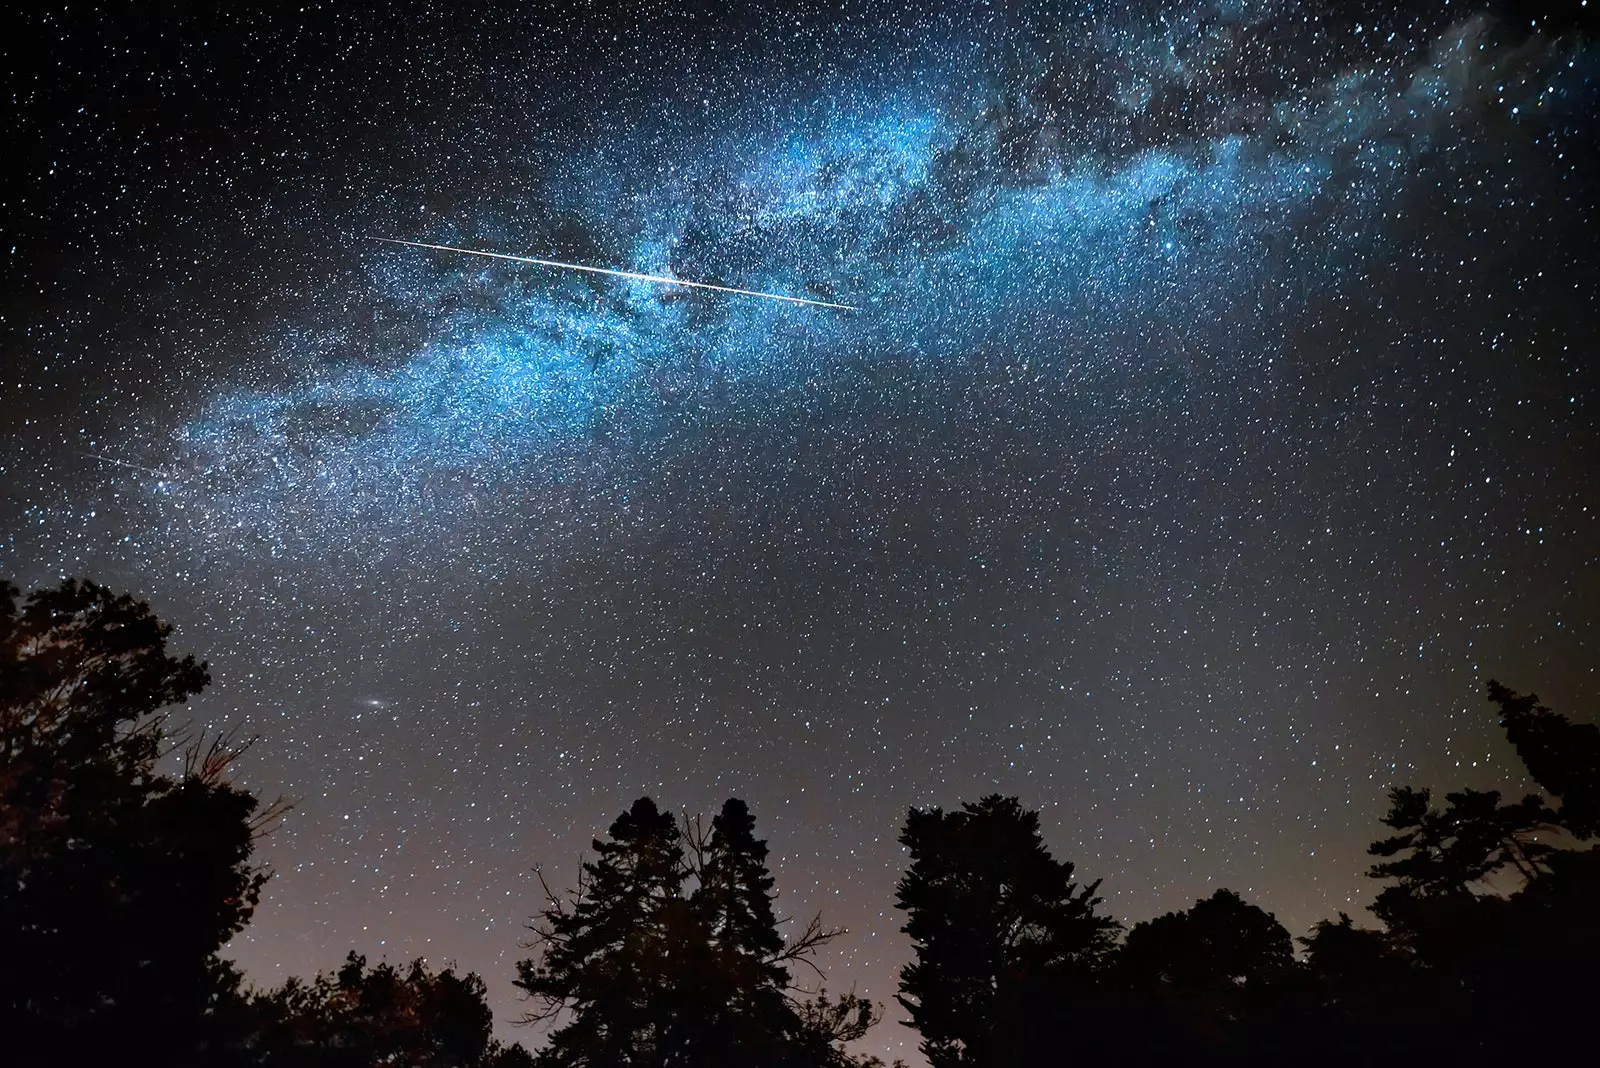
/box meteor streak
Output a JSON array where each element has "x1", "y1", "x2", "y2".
[
  {"x1": 82, "y1": 453, "x2": 173, "y2": 477},
  {"x1": 373, "y1": 237, "x2": 858, "y2": 311}
]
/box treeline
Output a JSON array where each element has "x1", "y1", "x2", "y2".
[{"x1": 2, "y1": 579, "x2": 1597, "y2": 1067}]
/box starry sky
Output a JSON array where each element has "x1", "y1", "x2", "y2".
[{"x1": 2, "y1": 1, "x2": 1597, "y2": 1060}]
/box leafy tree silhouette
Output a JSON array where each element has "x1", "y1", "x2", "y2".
[
  {"x1": 0, "y1": 578, "x2": 284, "y2": 1067},
  {"x1": 1114, "y1": 889, "x2": 1295, "y2": 1061},
  {"x1": 1345, "y1": 678, "x2": 1600, "y2": 1061},
  {"x1": 1118, "y1": 888, "x2": 1294, "y2": 992},
  {"x1": 517, "y1": 797, "x2": 889, "y2": 1068},
  {"x1": 895, "y1": 795, "x2": 1117, "y2": 1068},
  {"x1": 1300, "y1": 911, "x2": 1410, "y2": 998},
  {"x1": 1287, "y1": 912, "x2": 1424, "y2": 1064},
  {"x1": 242, "y1": 951, "x2": 531, "y2": 1067}
]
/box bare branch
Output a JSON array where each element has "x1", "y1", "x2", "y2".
[
  {"x1": 250, "y1": 794, "x2": 296, "y2": 840},
  {"x1": 680, "y1": 810, "x2": 711, "y2": 876},
  {"x1": 766, "y1": 912, "x2": 847, "y2": 987}
]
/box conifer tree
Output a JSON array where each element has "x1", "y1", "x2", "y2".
[
  {"x1": 895, "y1": 795, "x2": 1117, "y2": 1068},
  {"x1": 679, "y1": 798, "x2": 793, "y2": 1064},
  {"x1": 518, "y1": 797, "x2": 886, "y2": 1068},
  {"x1": 697, "y1": 799, "x2": 787, "y2": 978},
  {"x1": 516, "y1": 797, "x2": 688, "y2": 1067},
  {"x1": 1486, "y1": 679, "x2": 1600, "y2": 839},
  {"x1": 1366, "y1": 785, "x2": 1556, "y2": 929}
]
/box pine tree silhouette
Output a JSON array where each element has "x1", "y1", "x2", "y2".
[
  {"x1": 1486, "y1": 679, "x2": 1600, "y2": 839},
  {"x1": 517, "y1": 797, "x2": 687, "y2": 1067},
  {"x1": 517, "y1": 797, "x2": 887, "y2": 1068}
]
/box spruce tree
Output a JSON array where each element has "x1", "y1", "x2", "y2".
[
  {"x1": 680, "y1": 798, "x2": 792, "y2": 1065},
  {"x1": 516, "y1": 797, "x2": 688, "y2": 1068},
  {"x1": 698, "y1": 799, "x2": 787, "y2": 976},
  {"x1": 519, "y1": 798, "x2": 884, "y2": 1068}
]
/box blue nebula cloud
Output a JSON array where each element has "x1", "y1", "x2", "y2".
[{"x1": 152, "y1": 7, "x2": 1593, "y2": 573}]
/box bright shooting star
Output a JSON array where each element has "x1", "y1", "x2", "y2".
[{"x1": 373, "y1": 237, "x2": 858, "y2": 311}]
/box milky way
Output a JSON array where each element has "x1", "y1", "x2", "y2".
[{"x1": 3, "y1": 2, "x2": 1597, "y2": 1060}]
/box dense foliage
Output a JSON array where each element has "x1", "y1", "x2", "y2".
[
  {"x1": 0, "y1": 579, "x2": 264, "y2": 1065},
  {"x1": 892, "y1": 679, "x2": 1600, "y2": 1067},
  {"x1": 2, "y1": 577, "x2": 1596, "y2": 1066}
]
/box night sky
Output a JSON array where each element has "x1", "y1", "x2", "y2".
[{"x1": 3, "y1": 1, "x2": 1597, "y2": 1060}]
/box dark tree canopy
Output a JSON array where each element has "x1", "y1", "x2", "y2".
[
  {"x1": 0, "y1": 579, "x2": 270, "y2": 1066},
  {"x1": 895, "y1": 794, "x2": 1117, "y2": 1068},
  {"x1": 241, "y1": 951, "x2": 530, "y2": 1068},
  {"x1": 1340, "y1": 680, "x2": 1600, "y2": 1061},
  {"x1": 1118, "y1": 889, "x2": 1293, "y2": 992},
  {"x1": 1111, "y1": 889, "x2": 1295, "y2": 1059},
  {"x1": 8, "y1": 576, "x2": 1597, "y2": 1068},
  {"x1": 1365, "y1": 785, "x2": 1558, "y2": 929},
  {"x1": 888, "y1": 686, "x2": 1600, "y2": 1068},
  {"x1": 1486, "y1": 679, "x2": 1600, "y2": 839},
  {"x1": 1300, "y1": 911, "x2": 1409, "y2": 991}
]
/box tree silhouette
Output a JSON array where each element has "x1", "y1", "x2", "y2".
[
  {"x1": 1300, "y1": 911, "x2": 1402, "y2": 978},
  {"x1": 243, "y1": 951, "x2": 531, "y2": 1067},
  {"x1": 895, "y1": 795, "x2": 1117, "y2": 1068},
  {"x1": 1289, "y1": 912, "x2": 1428, "y2": 1064},
  {"x1": 1366, "y1": 785, "x2": 1557, "y2": 930},
  {"x1": 0, "y1": 578, "x2": 281, "y2": 1067},
  {"x1": 517, "y1": 796, "x2": 688, "y2": 1066},
  {"x1": 517, "y1": 797, "x2": 884, "y2": 1068},
  {"x1": 1114, "y1": 889, "x2": 1295, "y2": 1059},
  {"x1": 15, "y1": 573, "x2": 1599, "y2": 1068},
  {"x1": 1343, "y1": 678, "x2": 1600, "y2": 1060},
  {"x1": 1300, "y1": 911, "x2": 1411, "y2": 1000},
  {"x1": 1118, "y1": 888, "x2": 1294, "y2": 991},
  {"x1": 672, "y1": 798, "x2": 806, "y2": 1065},
  {"x1": 695, "y1": 799, "x2": 789, "y2": 980},
  {"x1": 1486, "y1": 679, "x2": 1600, "y2": 839}
]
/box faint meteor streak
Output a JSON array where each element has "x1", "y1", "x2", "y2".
[
  {"x1": 373, "y1": 237, "x2": 858, "y2": 311},
  {"x1": 82, "y1": 452, "x2": 166, "y2": 476}
]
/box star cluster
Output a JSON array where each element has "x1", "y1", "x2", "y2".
[{"x1": 2, "y1": 2, "x2": 1596, "y2": 1061}]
